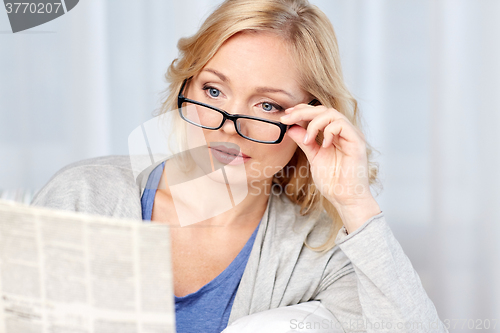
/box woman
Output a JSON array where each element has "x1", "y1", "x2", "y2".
[{"x1": 32, "y1": 0, "x2": 448, "y2": 332}]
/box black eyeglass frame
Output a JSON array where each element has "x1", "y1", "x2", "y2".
[{"x1": 177, "y1": 78, "x2": 318, "y2": 144}]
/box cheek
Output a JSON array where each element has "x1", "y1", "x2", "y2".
[
  {"x1": 185, "y1": 125, "x2": 217, "y2": 150},
  {"x1": 270, "y1": 136, "x2": 298, "y2": 164},
  {"x1": 185, "y1": 123, "x2": 207, "y2": 149},
  {"x1": 247, "y1": 137, "x2": 297, "y2": 179}
]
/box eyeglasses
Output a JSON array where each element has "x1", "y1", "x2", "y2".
[{"x1": 177, "y1": 78, "x2": 318, "y2": 144}]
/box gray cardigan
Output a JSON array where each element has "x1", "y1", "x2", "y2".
[{"x1": 31, "y1": 156, "x2": 448, "y2": 332}]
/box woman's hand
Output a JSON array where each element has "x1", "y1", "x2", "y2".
[{"x1": 280, "y1": 104, "x2": 381, "y2": 233}]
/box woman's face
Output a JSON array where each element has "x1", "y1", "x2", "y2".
[{"x1": 184, "y1": 31, "x2": 311, "y2": 189}]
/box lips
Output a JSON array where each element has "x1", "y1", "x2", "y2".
[
  {"x1": 210, "y1": 145, "x2": 249, "y2": 158},
  {"x1": 209, "y1": 144, "x2": 250, "y2": 165}
]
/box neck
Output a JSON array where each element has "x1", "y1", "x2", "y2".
[{"x1": 157, "y1": 159, "x2": 273, "y2": 229}]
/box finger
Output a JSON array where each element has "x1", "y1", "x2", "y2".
[
  {"x1": 280, "y1": 105, "x2": 327, "y2": 130},
  {"x1": 306, "y1": 113, "x2": 362, "y2": 147},
  {"x1": 322, "y1": 121, "x2": 343, "y2": 148},
  {"x1": 281, "y1": 106, "x2": 366, "y2": 146},
  {"x1": 322, "y1": 121, "x2": 366, "y2": 154},
  {"x1": 281, "y1": 105, "x2": 327, "y2": 121},
  {"x1": 284, "y1": 103, "x2": 316, "y2": 114},
  {"x1": 286, "y1": 125, "x2": 320, "y2": 162},
  {"x1": 280, "y1": 104, "x2": 322, "y2": 129},
  {"x1": 280, "y1": 105, "x2": 347, "y2": 126},
  {"x1": 302, "y1": 111, "x2": 336, "y2": 145}
]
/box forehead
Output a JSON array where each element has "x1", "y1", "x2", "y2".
[{"x1": 201, "y1": 31, "x2": 304, "y2": 97}]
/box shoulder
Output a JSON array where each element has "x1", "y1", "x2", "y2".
[
  {"x1": 248, "y1": 192, "x2": 354, "y2": 306},
  {"x1": 47, "y1": 155, "x2": 136, "y2": 173},
  {"x1": 267, "y1": 191, "x2": 352, "y2": 276},
  {"x1": 39, "y1": 155, "x2": 137, "y2": 186},
  {"x1": 31, "y1": 155, "x2": 142, "y2": 219},
  {"x1": 268, "y1": 192, "x2": 336, "y2": 249}
]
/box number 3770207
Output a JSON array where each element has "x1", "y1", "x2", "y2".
[
  {"x1": 5, "y1": 2, "x2": 62, "y2": 14},
  {"x1": 443, "y1": 319, "x2": 497, "y2": 330}
]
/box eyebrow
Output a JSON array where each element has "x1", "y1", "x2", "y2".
[
  {"x1": 203, "y1": 68, "x2": 230, "y2": 83},
  {"x1": 203, "y1": 68, "x2": 296, "y2": 100},
  {"x1": 254, "y1": 86, "x2": 294, "y2": 99}
]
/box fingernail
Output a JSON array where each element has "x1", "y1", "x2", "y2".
[
  {"x1": 322, "y1": 138, "x2": 327, "y2": 148},
  {"x1": 303, "y1": 133, "x2": 309, "y2": 144},
  {"x1": 281, "y1": 114, "x2": 291, "y2": 121}
]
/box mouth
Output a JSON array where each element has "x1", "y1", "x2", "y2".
[
  {"x1": 209, "y1": 144, "x2": 250, "y2": 165},
  {"x1": 210, "y1": 145, "x2": 249, "y2": 157}
]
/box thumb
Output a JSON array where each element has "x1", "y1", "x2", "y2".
[{"x1": 286, "y1": 125, "x2": 320, "y2": 162}]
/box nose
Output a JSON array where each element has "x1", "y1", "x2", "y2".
[
  {"x1": 223, "y1": 99, "x2": 247, "y2": 116},
  {"x1": 219, "y1": 101, "x2": 244, "y2": 136},
  {"x1": 220, "y1": 117, "x2": 238, "y2": 135}
]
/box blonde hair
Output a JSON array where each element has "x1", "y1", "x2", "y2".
[{"x1": 158, "y1": 0, "x2": 381, "y2": 252}]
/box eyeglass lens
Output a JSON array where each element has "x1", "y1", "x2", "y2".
[{"x1": 180, "y1": 102, "x2": 282, "y2": 143}]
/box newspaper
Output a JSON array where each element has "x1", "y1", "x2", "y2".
[{"x1": 0, "y1": 200, "x2": 175, "y2": 333}]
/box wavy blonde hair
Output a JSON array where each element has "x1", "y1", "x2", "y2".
[{"x1": 158, "y1": 0, "x2": 381, "y2": 252}]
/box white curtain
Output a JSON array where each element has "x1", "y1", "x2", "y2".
[{"x1": 1, "y1": 0, "x2": 498, "y2": 326}]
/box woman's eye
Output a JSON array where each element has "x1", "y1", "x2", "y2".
[
  {"x1": 208, "y1": 87, "x2": 220, "y2": 97},
  {"x1": 262, "y1": 102, "x2": 273, "y2": 111},
  {"x1": 201, "y1": 85, "x2": 222, "y2": 99},
  {"x1": 260, "y1": 102, "x2": 283, "y2": 113}
]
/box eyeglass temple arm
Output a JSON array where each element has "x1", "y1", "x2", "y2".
[
  {"x1": 308, "y1": 99, "x2": 319, "y2": 106},
  {"x1": 284, "y1": 98, "x2": 320, "y2": 130},
  {"x1": 179, "y1": 78, "x2": 190, "y2": 98}
]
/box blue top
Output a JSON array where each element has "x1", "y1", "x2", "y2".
[{"x1": 141, "y1": 161, "x2": 260, "y2": 333}]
